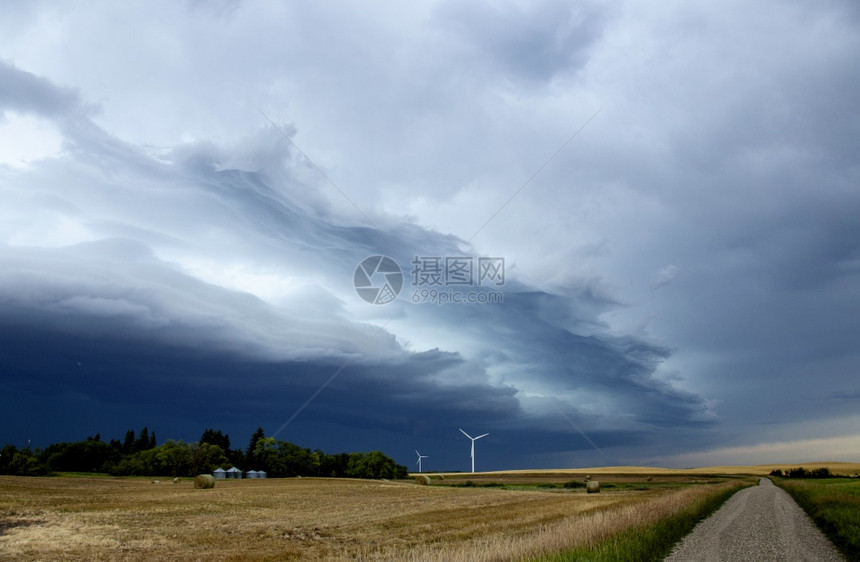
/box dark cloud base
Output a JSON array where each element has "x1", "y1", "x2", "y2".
[{"x1": 0, "y1": 305, "x2": 695, "y2": 470}]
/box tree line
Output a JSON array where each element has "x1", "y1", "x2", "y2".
[
  {"x1": 0, "y1": 427, "x2": 408, "y2": 480},
  {"x1": 768, "y1": 467, "x2": 851, "y2": 479}
]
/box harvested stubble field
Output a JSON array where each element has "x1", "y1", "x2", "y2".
[{"x1": 0, "y1": 472, "x2": 747, "y2": 561}]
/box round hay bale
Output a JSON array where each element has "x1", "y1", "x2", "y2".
[
  {"x1": 646, "y1": 476, "x2": 653, "y2": 482},
  {"x1": 194, "y1": 474, "x2": 215, "y2": 489},
  {"x1": 438, "y1": 474, "x2": 444, "y2": 480},
  {"x1": 172, "y1": 477, "x2": 179, "y2": 484},
  {"x1": 415, "y1": 474, "x2": 432, "y2": 486},
  {"x1": 586, "y1": 480, "x2": 601, "y2": 494}
]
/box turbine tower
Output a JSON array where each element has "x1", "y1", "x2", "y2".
[
  {"x1": 415, "y1": 450, "x2": 429, "y2": 473},
  {"x1": 459, "y1": 428, "x2": 489, "y2": 473}
]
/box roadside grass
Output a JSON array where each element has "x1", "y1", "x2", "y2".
[
  {"x1": 774, "y1": 477, "x2": 860, "y2": 561},
  {"x1": 536, "y1": 479, "x2": 752, "y2": 562}
]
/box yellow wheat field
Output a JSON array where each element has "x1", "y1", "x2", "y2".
[{"x1": 0, "y1": 473, "x2": 749, "y2": 561}]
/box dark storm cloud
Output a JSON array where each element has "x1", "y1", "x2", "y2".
[
  {"x1": 0, "y1": 67, "x2": 710, "y2": 466},
  {"x1": 404, "y1": 290, "x2": 714, "y2": 432},
  {"x1": 0, "y1": 323, "x2": 516, "y2": 425}
]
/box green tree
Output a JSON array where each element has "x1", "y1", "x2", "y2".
[
  {"x1": 346, "y1": 451, "x2": 407, "y2": 479},
  {"x1": 310, "y1": 450, "x2": 322, "y2": 476},
  {"x1": 189, "y1": 442, "x2": 228, "y2": 475},
  {"x1": 226, "y1": 446, "x2": 245, "y2": 469},
  {"x1": 41, "y1": 440, "x2": 119, "y2": 473},
  {"x1": 246, "y1": 427, "x2": 265, "y2": 468},
  {"x1": 253, "y1": 437, "x2": 282, "y2": 476},
  {"x1": 0, "y1": 444, "x2": 19, "y2": 474},
  {"x1": 153, "y1": 440, "x2": 191, "y2": 477},
  {"x1": 3, "y1": 446, "x2": 47, "y2": 476},
  {"x1": 320, "y1": 452, "x2": 350, "y2": 477}
]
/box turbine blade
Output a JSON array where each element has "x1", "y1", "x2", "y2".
[
  {"x1": 475, "y1": 433, "x2": 489, "y2": 440},
  {"x1": 459, "y1": 428, "x2": 472, "y2": 439}
]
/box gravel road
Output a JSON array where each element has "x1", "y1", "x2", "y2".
[{"x1": 664, "y1": 477, "x2": 844, "y2": 561}]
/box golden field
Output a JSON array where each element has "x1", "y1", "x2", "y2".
[
  {"x1": 0, "y1": 466, "x2": 822, "y2": 561},
  {"x1": 0, "y1": 471, "x2": 749, "y2": 561}
]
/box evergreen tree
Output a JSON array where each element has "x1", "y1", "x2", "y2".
[
  {"x1": 200, "y1": 429, "x2": 230, "y2": 451},
  {"x1": 135, "y1": 427, "x2": 150, "y2": 452},
  {"x1": 246, "y1": 427, "x2": 265, "y2": 468},
  {"x1": 122, "y1": 430, "x2": 135, "y2": 455}
]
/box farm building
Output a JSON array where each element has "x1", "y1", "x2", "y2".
[
  {"x1": 226, "y1": 467, "x2": 242, "y2": 479},
  {"x1": 245, "y1": 470, "x2": 267, "y2": 479},
  {"x1": 212, "y1": 468, "x2": 227, "y2": 479}
]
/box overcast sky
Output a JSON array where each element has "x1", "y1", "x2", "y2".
[{"x1": 1, "y1": 1, "x2": 858, "y2": 471}]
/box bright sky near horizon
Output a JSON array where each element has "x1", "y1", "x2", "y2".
[{"x1": 1, "y1": 1, "x2": 858, "y2": 470}]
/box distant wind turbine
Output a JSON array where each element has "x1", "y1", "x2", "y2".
[
  {"x1": 459, "y1": 428, "x2": 489, "y2": 473},
  {"x1": 415, "y1": 450, "x2": 429, "y2": 473}
]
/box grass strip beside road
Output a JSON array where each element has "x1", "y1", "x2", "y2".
[
  {"x1": 774, "y1": 477, "x2": 860, "y2": 561},
  {"x1": 538, "y1": 479, "x2": 752, "y2": 562}
]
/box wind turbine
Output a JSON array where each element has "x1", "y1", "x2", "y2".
[
  {"x1": 459, "y1": 428, "x2": 489, "y2": 473},
  {"x1": 415, "y1": 450, "x2": 429, "y2": 473}
]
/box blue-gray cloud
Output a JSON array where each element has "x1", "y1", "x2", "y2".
[
  {"x1": 434, "y1": 0, "x2": 606, "y2": 83},
  {"x1": 1, "y1": 1, "x2": 859, "y2": 468},
  {"x1": 0, "y1": 59, "x2": 83, "y2": 117}
]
